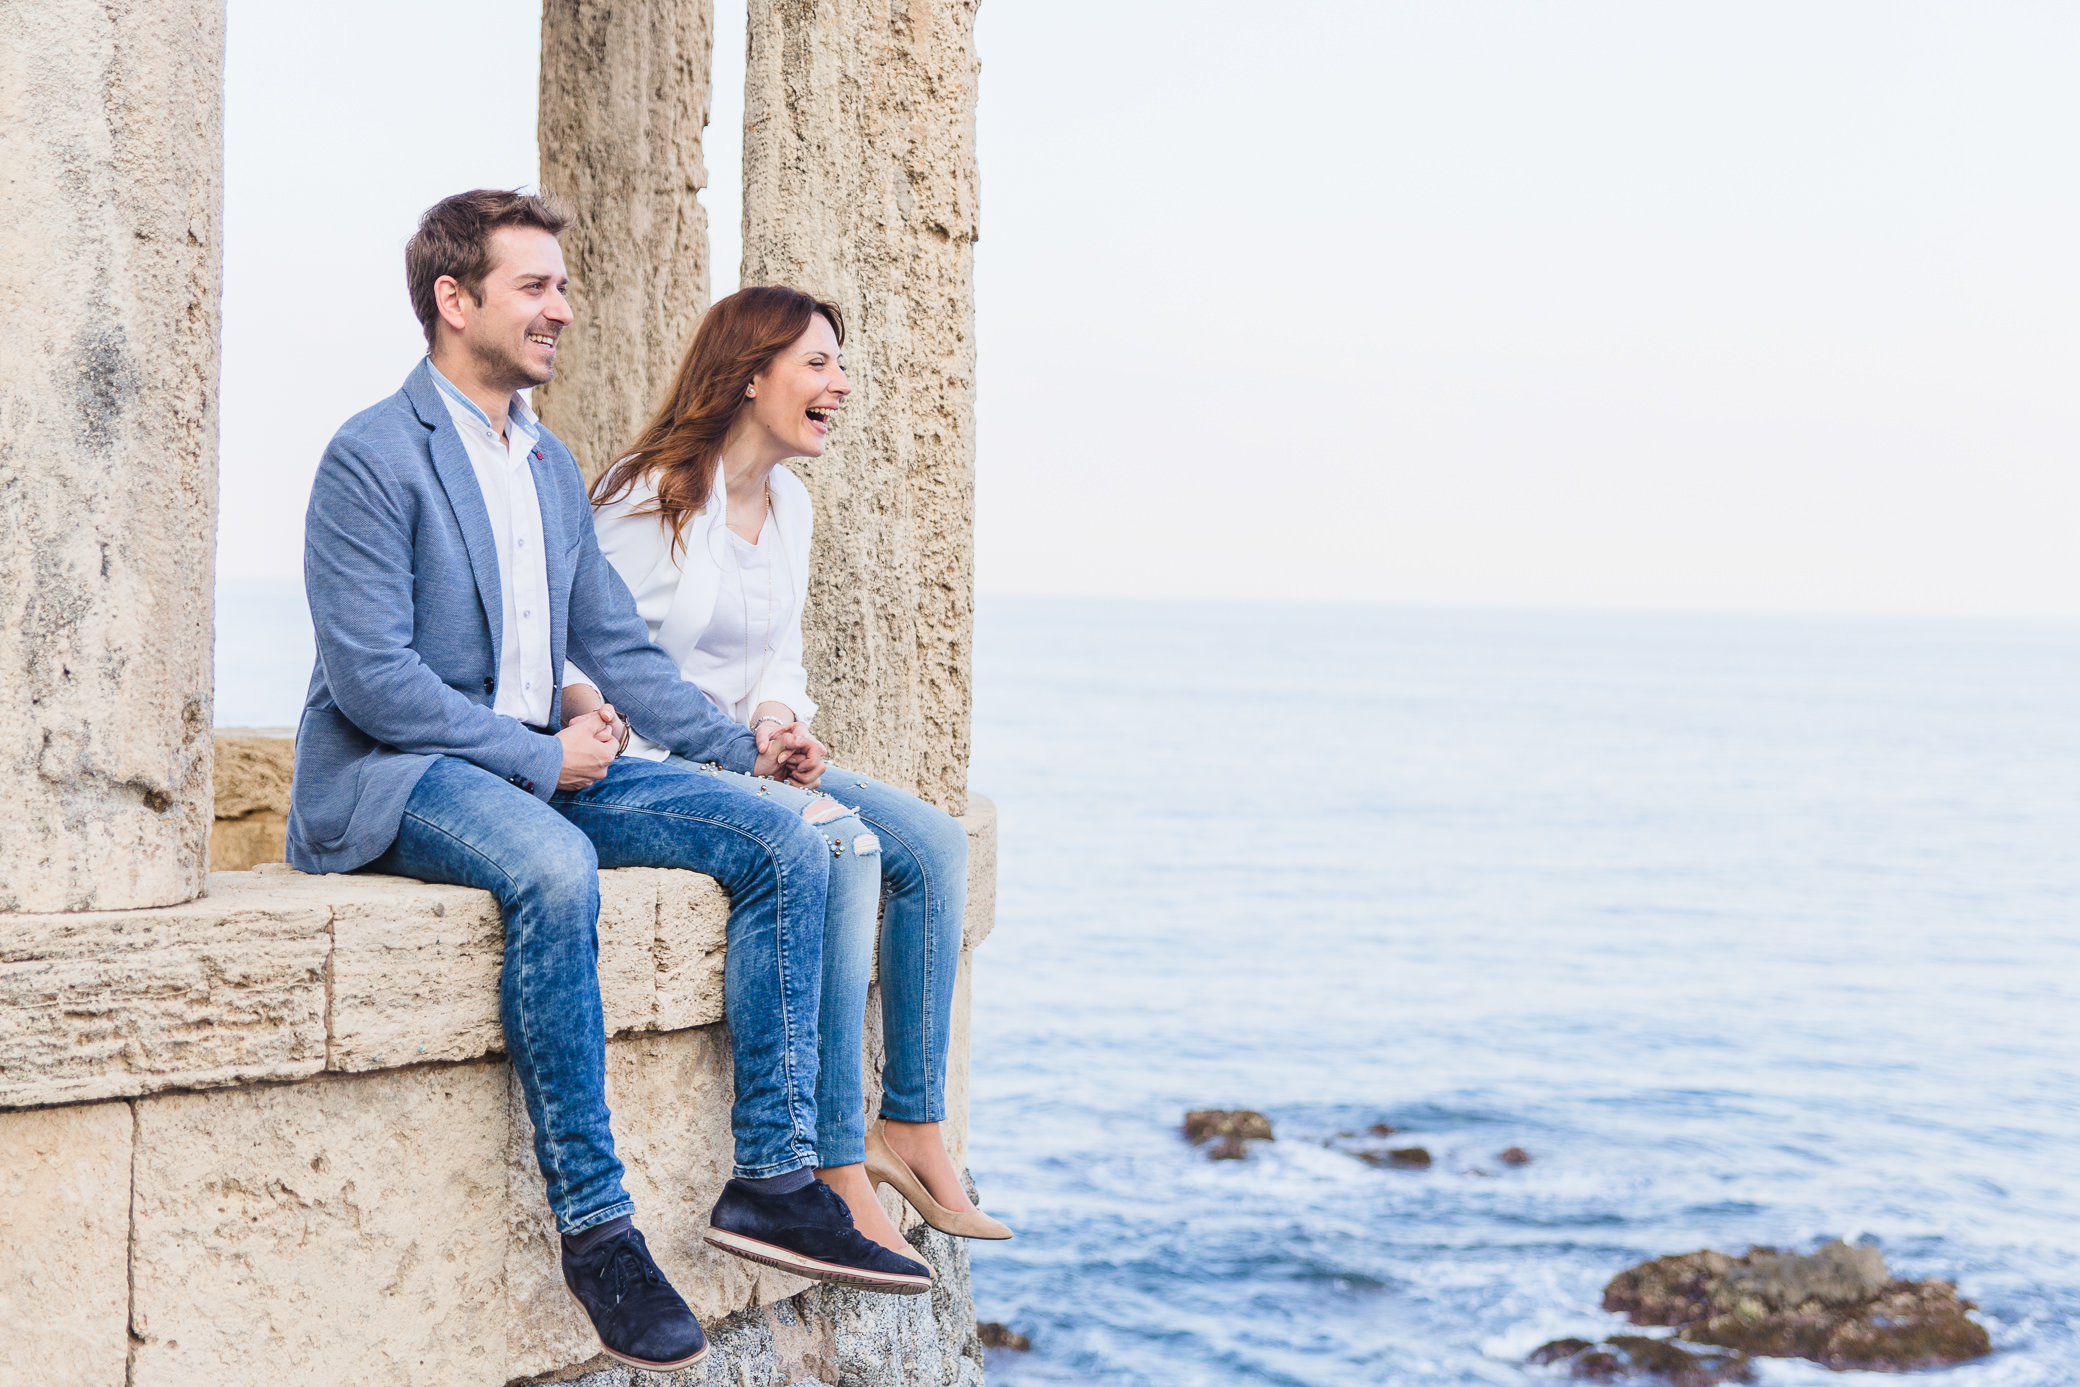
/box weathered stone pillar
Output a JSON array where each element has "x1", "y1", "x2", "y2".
[
  {"x1": 535, "y1": 0, "x2": 716, "y2": 483},
  {"x1": 742, "y1": 0, "x2": 981, "y2": 814},
  {"x1": 0, "y1": 0, "x2": 224, "y2": 912}
]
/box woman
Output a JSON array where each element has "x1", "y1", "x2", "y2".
[{"x1": 564, "y1": 286, "x2": 1011, "y2": 1261}]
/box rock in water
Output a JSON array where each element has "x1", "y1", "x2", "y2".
[
  {"x1": 1499, "y1": 1146, "x2": 1533, "y2": 1166},
  {"x1": 1526, "y1": 1337, "x2": 1596, "y2": 1364},
  {"x1": 1182, "y1": 1109, "x2": 1274, "y2": 1144},
  {"x1": 1528, "y1": 1335, "x2": 1752, "y2": 1384},
  {"x1": 1603, "y1": 1241, "x2": 1992, "y2": 1371},
  {"x1": 977, "y1": 1321, "x2": 1031, "y2": 1350},
  {"x1": 1206, "y1": 1135, "x2": 1249, "y2": 1160},
  {"x1": 1386, "y1": 1146, "x2": 1433, "y2": 1169}
]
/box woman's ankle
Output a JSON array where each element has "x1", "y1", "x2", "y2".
[
  {"x1": 816, "y1": 1162, "x2": 882, "y2": 1209},
  {"x1": 816, "y1": 1164, "x2": 912, "y2": 1253},
  {"x1": 879, "y1": 1120, "x2": 977, "y2": 1212},
  {"x1": 878, "y1": 1119, "x2": 940, "y2": 1167},
  {"x1": 880, "y1": 1118, "x2": 942, "y2": 1144}
]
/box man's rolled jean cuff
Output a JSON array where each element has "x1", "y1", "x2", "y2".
[
  {"x1": 734, "y1": 1154, "x2": 820, "y2": 1182},
  {"x1": 562, "y1": 1198, "x2": 637, "y2": 1239}
]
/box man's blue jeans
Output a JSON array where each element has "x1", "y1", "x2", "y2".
[
  {"x1": 368, "y1": 754, "x2": 830, "y2": 1234},
  {"x1": 667, "y1": 758, "x2": 967, "y2": 1168}
]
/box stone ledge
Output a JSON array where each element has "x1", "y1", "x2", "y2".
[
  {"x1": 960, "y1": 793, "x2": 998, "y2": 953},
  {"x1": 1, "y1": 796, "x2": 996, "y2": 1111},
  {"x1": 9, "y1": 989, "x2": 978, "y2": 1387},
  {"x1": 0, "y1": 886, "x2": 332, "y2": 1108},
  {"x1": 5, "y1": 996, "x2": 981, "y2": 1387}
]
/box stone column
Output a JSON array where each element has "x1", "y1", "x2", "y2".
[
  {"x1": 0, "y1": 0, "x2": 224, "y2": 913},
  {"x1": 536, "y1": 0, "x2": 716, "y2": 484},
  {"x1": 742, "y1": 0, "x2": 981, "y2": 814}
]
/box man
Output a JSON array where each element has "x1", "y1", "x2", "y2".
[{"x1": 289, "y1": 189, "x2": 931, "y2": 1371}]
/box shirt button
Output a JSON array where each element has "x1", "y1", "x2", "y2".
[
  {"x1": 522, "y1": 610, "x2": 532, "y2": 618},
  {"x1": 517, "y1": 537, "x2": 526, "y2": 548}
]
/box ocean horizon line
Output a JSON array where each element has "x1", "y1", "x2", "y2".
[{"x1": 214, "y1": 574, "x2": 2080, "y2": 633}]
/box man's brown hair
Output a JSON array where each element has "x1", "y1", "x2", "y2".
[{"x1": 404, "y1": 189, "x2": 572, "y2": 347}]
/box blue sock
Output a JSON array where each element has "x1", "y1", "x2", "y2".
[
  {"x1": 561, "y1": 1214, "x2": 634, "y2": 1257},
  {"x1": 741, "y1": 1167, "x2": 816, "y2": 1196}
]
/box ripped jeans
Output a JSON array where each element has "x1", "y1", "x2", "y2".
[{"x1": 669, "y1": 757, "x2": 968, "y2": 1167}]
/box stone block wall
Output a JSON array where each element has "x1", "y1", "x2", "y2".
[
  {"x1": 207, "y1": 730, "x2": 293, "y2": 872},
  {"x1": 0, "y1": 1104, "x2": 131, "y2": 1387},
  {"x1": 1, "y1": 797, "x2": 997, "y2": 1387}
]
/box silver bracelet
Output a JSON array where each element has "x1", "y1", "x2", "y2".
[{"x1": 749, "y1": 715, "x2": 785, "y2": 735}]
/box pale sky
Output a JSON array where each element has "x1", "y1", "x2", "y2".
[{"x1": 219, "y1": 2, "x2": 2080, "y2": 619}]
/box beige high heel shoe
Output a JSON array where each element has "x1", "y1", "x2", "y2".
[{"x1": 864, "y1": 1121, "x2": 1014, "y2": 1241}]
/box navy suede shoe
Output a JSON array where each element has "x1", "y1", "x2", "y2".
[
  {"x1": 561, "y1": 1226, "x2": 709, "y2": 1369},
  {"x1": 705, "y1": 1178, "x2": 935, "y2": 1294}
]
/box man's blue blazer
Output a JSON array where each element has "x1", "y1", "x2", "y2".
[{"x1": 286, "y1": 359, "x2": 757, "y2": 874}]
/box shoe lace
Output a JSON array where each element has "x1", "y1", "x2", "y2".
[
  {"x1": 811, "y1": 1180, "x2": 857, "y2": 1229},
  {"x1": 605, "y1": 1239, "x2": 662, "y2": 1305}
]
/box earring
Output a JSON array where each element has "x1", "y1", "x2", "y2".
[{"x1": 746, "y1": 385, "x2": 756, "y2": 397}]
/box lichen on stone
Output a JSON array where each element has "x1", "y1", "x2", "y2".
[
  {"x1": 1182, "y1": 1108, "x2": 1274, "y2": 1144},
  {"x1": 1602, "y1": 1241, "x2": 1991, "y2": 1371},
  {"x1": 1352, "y1": 1145, "x2": 1432, "y2": 1169},
  {"x1": 1528, "y1": 1333, "x2": 1753, "y2": 1384}
]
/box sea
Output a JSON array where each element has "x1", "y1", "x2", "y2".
[{"x1": 216, "y1": 585, "x2": 2080, "y2": 1387}]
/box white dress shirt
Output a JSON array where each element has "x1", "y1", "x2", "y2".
[{"x1": 427, "y1": 362, "x2": 555, "y2": 728}]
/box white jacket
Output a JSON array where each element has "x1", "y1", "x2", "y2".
[{"x1": 576, "y1": 463, "x2": 818, "y2": 759}]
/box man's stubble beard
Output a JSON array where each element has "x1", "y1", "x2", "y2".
[{"x1": 470, "y1": 330, "x2": 555, "y2": 393}]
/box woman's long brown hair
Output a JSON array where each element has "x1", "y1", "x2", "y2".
[{"x1": 591, "y1": 285, "x2": 845, "y2": 550}]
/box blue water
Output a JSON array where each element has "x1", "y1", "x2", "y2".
[
  {"x1": 215, "y1": 588, "x2": 2080, "y2": 1385},
  {"x1": 961, "y1": 599, "x2": 2080, "y2": 1387}
]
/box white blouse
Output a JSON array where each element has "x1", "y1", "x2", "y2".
[
  {"x1": 680, "y1": 518, "x2": 793, "y2": 722},
  {"x1": 570, "y1": 463, "x2": 818, "y2": 761}
]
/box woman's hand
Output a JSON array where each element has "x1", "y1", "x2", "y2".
[
  {"x1": 771, "y1": 724, "x2": 827, "y2": 789},
  {"x1": 748, "y1": 703, "x2": 823, "y2": 786},
  {"x1": 750, "y1": 702, "x2": 795, "y2": 750},
  {"x1": 751, "y1": 720, "x2": 826, "y2": 788}
]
